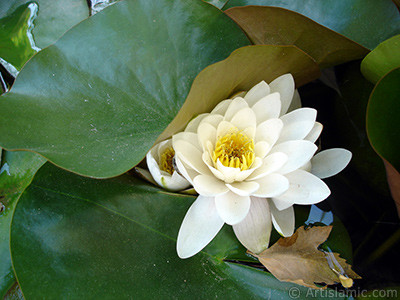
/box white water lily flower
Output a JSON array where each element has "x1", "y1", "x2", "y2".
[
  {"x1": 146, "y1": 139, "x2": 191, "y2": 192},
  {"x1": 172, "y1": 74, "x2": 351, "y2": 259}
]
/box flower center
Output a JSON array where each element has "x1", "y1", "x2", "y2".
[
  {"x1": 212, "y1": 132, "x2": 255, "y2": 171},
  {"x1": 160, "y1": 147, "x2": 175, "y2": 175}
]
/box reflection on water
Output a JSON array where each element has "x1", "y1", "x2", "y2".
[
  {"x1": 305, "y1": 205, "x2": 334, "y2": 226},
  {"x1": 0, "y1": 2, "x2": 41, "y2": 93},
  {"x1": 26, "y1": 3, "x2": 41, "y2": 53},
  {"x1": 90, "y1": 0, "x2": 121, "y2": 15},
  {"x1": 0, "y1": 163, "x2": 10, "y2": 176}
]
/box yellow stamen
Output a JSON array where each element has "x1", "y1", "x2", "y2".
[
  {"x1": 160, "y1": 147, "x2": 175, "y2": 175},
  {"x1": 212, "y1": 132, "x2": 255, "y2": 171}
]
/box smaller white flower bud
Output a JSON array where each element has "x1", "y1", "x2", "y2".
[{"x1": 146, "y1": 139, "x2": 191, "y2": 192}]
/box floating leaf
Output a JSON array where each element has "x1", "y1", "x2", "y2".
[
  {"x1": 252, "y1": 226, "x2": 361, "y2": 289},
  {"x1": 0, "y1": 151, "x2": 46, "y2": 298},
  {"x1": 0, "y1": 3, "x2": 38, "y2": 71},
  {"x1": 158, "y1": 45, "x2": 319, "y2": 142},
  {"x1": 0, "y1": 0, "x2": 250, "y2": 178},
  {"x1": 225, "y1": 6, "x2": 369, "y2": 68},
  {"x1": 10, "y1": 163, "x2": 352, "y2": 299},
  {"x1": 361, "y1": 35, "x2": 400, "y2": 84},
  {"x1": 0, "y1": 0, "x2": 89, "y2": 49},
  {"x1": 366, "y1": 67, "x2": 400, "y2": 172},
  {"x1": 223, "y1": 0, "x2": 400, "y2": 50}
]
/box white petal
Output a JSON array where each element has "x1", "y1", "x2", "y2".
[
  {"x1": 234, "y1": 157, "x2": 262, "y2": 182},
  {"x1": 146, "y1": 142, "x2": 189, "y2": 191},
  {"x1": 277, "y1": 108, "x2": 317, "y2": 143},
  {"x1": 255, "y1": 118, "x2": 283, "y2": 146},
  {"x1": 270, "y1": 140, "x2": 317, "y2": 174},
  {"x1": 254, "y1": 141, "x2": 270, "y2": 159},
  {"x1": 193, "y1": 174, "x2": 229, "y2": 196},
  {"x1": 177, "y1": 196, "x2": 224, "y2": 259},
  {"x1": 233, "y1": 197, "x2": 272, "y2": 254},
  {"x1": 304, "y1": 122, "x2": 323, "y2": 143},
  {"x1": 242, "y1": 126, "x2": 256, "y2": 140},
  {"x1": 216, "y1": 120, "x2": 237, "y2": 137},
  {"x1": 224, "y1": 97, "x2": 249, "y2": 121},
  {"x1": 198, "y1": 114, "x2": 224, "y2": 130},
  {"x1": 251, "y1": 92, "x2": 281, "y2": 124},
  {"x1": 202, "y1": 150, "x2": 225, "y2": 181},
  {"x1": 273, "y1": 169, "x2": 331, "y2": 205},
  {"x1": 230, "y1": 107, "x2": 257, "y2": 130},
  {"x1": 146, "y1": 148, "x2": 161, "y2": 175},
  {"x1": 311, "y1": 148, "x2": 352, "y2": 179},
  {"x1": 173, "y1": 132, "x2": 200, "y2": 151},
  {"x1": 252, "y1": 173, "x2": 289, "y2": 197},
  {"x1": 269, "y1": 74, "x2": 295, "y2": 116},
  {"x1": 269, "y1": 199, "x2": 295, "y2": 237},
  {"x1": 271, "y1": 198, "x2": 293, "y2": 210},
  {"x1": 174, "y1": 155, "x2": 198, "y2": 185},
  {"x1": 160, "y1": 171, "x2": 191, "y2": 191},
  {"x1": 248, "y1": 152, "x2": 288, "y2": 180},
  {"x1": 198, "y1": 122, "x2": 217, "y2": 151},
  {"x1": 174, "y1": 140, "x2": 211, "y2": 176},
  {"x1": 244, "y1": 81, "x2": 271, "y2": 106},
  {"x1": 216, "y1": 159, "x2": 241, "y2": 184},
  {"x1": 286, "y1": 89, "x2": 302, "y2": 112},
  {"x1": 210, "y1": 99, "x2": 232, "y2": 115},
  {"x1": 185, "y1": 114, "x2": 208, "y2": 133},
  {"x1": 227, "y1": 181, "x2": 260, "y2": 196},
  {"x1": 215, "y1": 191, "x2": 251, "y2": 225}
]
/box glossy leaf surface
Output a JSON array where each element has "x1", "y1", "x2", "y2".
[
  {"x1": 0, "y1": 0, "x2": 250, "y2": 178},
  {"x1": 0, "y1": 3, "x2": 38, "y2": 71},
  {"x1": 11, "y1": 163, "x2": 353, "y2": 299},
  {"x1": 0, "y1": 0, "x2": 89, "y2": 49},
  {"x1": 361, "y1": 35, "x2": 400, "y2": 84},
  {"x1": 225, "y1": 6, "x2": 369, "y2": 68},
  {"x1": 223, "y1": 0, "x2": 400, "y2": 50},
  {"x1": 367, "y1": 67, "x2": 400, "y2": 172},
  {"x1": 0, "y1": 151, "x2": 46, "y2": 298}
]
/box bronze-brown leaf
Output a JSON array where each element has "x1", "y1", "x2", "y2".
[{"x1": 251, "y1": 226, "x2": 361, "y2": 289}]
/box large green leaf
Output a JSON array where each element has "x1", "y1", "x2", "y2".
[
  {"x1": 11, "y1": 163, "x2": 353, "y2": 299},
  {"x1": 0, "y1": 151, "x2": 46, "y2": 298},
  {"x1": 158, "y1": 45, "x2": 320, "y2": 142},
  {"x1": 0, "y1": 0, "x2": 89, "y2": 49},
  {"x1": 0, "y1": 0, "x2": 250, "y2": 179},
  {"x1": 361, "y1": 35, "x2": 400, "y2": 84},
  {"x1": 366, "y1": 67, "x2": 400, "y2": 172},
  {"x1": 223, "y1": 0, "x2": 400, "y2": 50},
  {"x1": 224, "y1": 6, "x2": 369, "y2": 68},
  {"x1": 0, "y1": 3, "x2": 38, "y2": 72}
]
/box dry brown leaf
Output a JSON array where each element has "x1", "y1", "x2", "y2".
[{"x1": 251, "y1": 226, "x2": 361, "y2": 289}]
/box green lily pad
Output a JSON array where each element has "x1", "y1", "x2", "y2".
[
  {"x1": 158, "y1": 45, "x2": 320, "y2": 142},
  {"x1": 0, "y1": 0, "x2": 250, "y2": 178},
  {"x1": 0, "y1": 151, "x2": 46, "y2": 298},
  {"x1": 0, "y1": 3, "x2": 38, "y2": 71},
  {"x1": 223, "y1": 0, "x2": 400, "y2": 50},
  {"x1": 361, "y1": 35, "x2": 400, "y2": 84},
  {"x1": 0, "y1": 0, "x2": 89, "y2": 50},
  {"x1": 11, "y1": 163, "x2": 353, "y2": 299},
  {"x1": 367, "y1": 67, "x2": 400, "y2": 172},
  {"x1": 225, "y1": 6, "x2": 369, "y2": 68}
]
